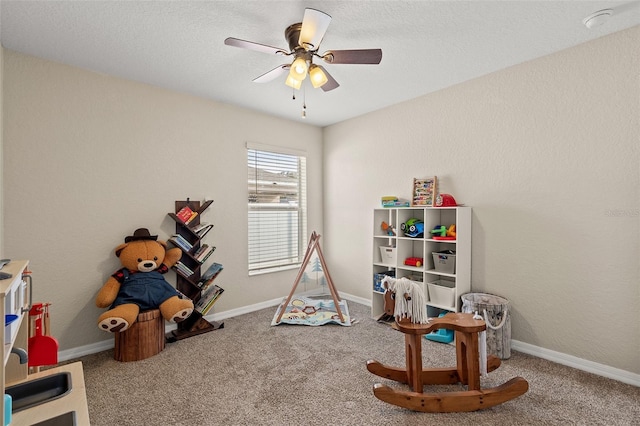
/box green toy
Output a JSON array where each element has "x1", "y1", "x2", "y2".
[{"x1": 430, "y1": 225, "x2": 447, "y2": 237}]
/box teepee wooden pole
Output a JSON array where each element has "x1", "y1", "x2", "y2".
[
  {"x1": 275, "y1": 231, "x2": 345, "y2": 324},
  {"x1": 275, "y1": 232, "x2": 320, "y2": 323}
]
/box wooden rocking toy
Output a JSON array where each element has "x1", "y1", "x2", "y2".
[{"x1": 366, "y1": 277, "x2": 528, "y2": 412}]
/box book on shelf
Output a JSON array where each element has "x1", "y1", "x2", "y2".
[
  {"x1": 175, "y1": 263, "x2": 193, "y2": 277},
  {"x1": 200, "y1": 277, "x2": 218, "y2": 294},
  {"x1": 198, "y1": 262, "x2": 223, "y2": 291},
  {"x1": 186, "y1": 211, "x2": 198, "y2": 224},
  {"x1": 383, "y1": 200, "x2": 410, "y2": 207},
  {"x1": 192, "y1": 244, "x2": 206, "y2": 258},
  {"x1": 196, "y1": 224, "x2": 213, "y2": 238},
  {"x1": 195, "y1": 284, "x2": 224, "y2": 315},
  {"x1": 174, "y1": 261, "x2": 194, "y2": 277},
  {"x1": 194, "y1": 244, "x2": 216, "y2": 263},
  {"x1": 169, "y1": 234, "x2": 193, "y2": 252},
  {"x1": 198, "y1": 249, "x2": 215, "y2": 264},
  {"x1": 191, "y1": 222, "x2": 209, "y2": 232},
  {"x1": 192, "y1": 222, "x2": 213, "y2": 234},
  {"x1": 176, "y1": 206, "x2": 197, "y2": 224},
  {"x1": 175, "y1": 234, "x2": 193, "y2": 248}
]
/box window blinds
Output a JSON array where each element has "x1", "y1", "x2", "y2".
[{"x1": 247, "y1": 147, "x2": 307, "y2": 274}]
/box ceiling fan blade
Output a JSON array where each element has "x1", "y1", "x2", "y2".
[
  {"x1": 322, "y1": 49, "x2": 383, "y2": 64},
  {"x1": 317, "y1": 66, "x2": 339, "y2": 92},
  {"x1": 299, "y1": 8, "x2": 332, "y2": 50},
  {"x1": 252, "y1": 64, "x2": 290, "y2": 83},
  {"x1": 224, "y1": 37, "x2": 287, "y2": 56}
]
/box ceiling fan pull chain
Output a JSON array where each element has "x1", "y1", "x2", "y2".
[{"x1": 302, "y1": 86, "x2": 307, "y2": 119}]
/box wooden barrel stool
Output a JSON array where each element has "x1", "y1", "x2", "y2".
[{"x1": 114, "y1": 309, "x2": 165, "y2": 362}]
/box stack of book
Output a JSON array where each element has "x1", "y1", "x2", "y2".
[
  {"x1": 169, "y1": 234, "x2": 193, "y2": 252},
  {"x1": 192, "y1": 222, "x2": 213, "y2": 238},
  {"x1": 174, "y1": 261, "x2": 194, "y2": 277},
  {"x1": 381, "y1": 196, "x2": 409, "y2": 207},
  {"x1": 194, "y1": 262, "x2": 225, "y2": 315},
  {"x1": 176, "y1": 205, "x2": 198, "y2": 224},
  {"x1": 195, "y1": 284, "x2": 224, "y2": 315},
  {"x1": 193, "y1": 244, "x2": 216, "y2": 263}
]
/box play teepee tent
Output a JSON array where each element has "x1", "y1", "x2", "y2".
[{"x1": 273, "y1": 231, "x2": 346, "y2": 325}]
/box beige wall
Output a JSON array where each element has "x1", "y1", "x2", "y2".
[
  {"x1": 2, "y1": 26, "x2": 638, "y2": 377},
  {"x1": 2, "y1": 49, "x2": 323, "y2": 350},
  {"x1": 323, "y1": 26, "x2": 639, "y2": 374}
]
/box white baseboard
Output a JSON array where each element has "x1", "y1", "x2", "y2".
[
  {"x1": 59, "y1": 339, "x2": 114, "y2": 361},
  {"x1": 61, "y1": 295, "x2": 637, "y2": 388},
  {"x1": 60, "y1": 290, "x2": 365, "y2": 362},
  {"x1": 201, "y1": 291, "x2": 372, "y2": 323},
  {"x1": 341, "y1": 293, "x2": 372, "y2": 307},
  {"x1": 511, "y1": 340, "x2": 639, "y2": 387}
]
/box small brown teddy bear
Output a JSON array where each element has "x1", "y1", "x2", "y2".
[{"x1": 96, "y1": 228, "x2": 194, "y2": 332}]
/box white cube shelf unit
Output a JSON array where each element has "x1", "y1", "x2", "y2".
[{"x1": 372, "y1": 206, "x2": 471, "y2": 319}]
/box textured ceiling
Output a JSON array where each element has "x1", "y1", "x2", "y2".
[{"x1": 1, "y1": 1, "x2": 639, "y2": 127}]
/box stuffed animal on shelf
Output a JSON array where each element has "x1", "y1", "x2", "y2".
[{"x1": 96, "y1": 228, "x2": 194, "y2": 332}]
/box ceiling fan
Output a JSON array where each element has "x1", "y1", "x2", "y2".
[{"x1": 224, "y1": 8, "x2": 382, "y2": 92}]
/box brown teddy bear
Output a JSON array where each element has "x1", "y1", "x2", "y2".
[{"x1": 96, "y1": 228, "x2": 194, "y2": 332}]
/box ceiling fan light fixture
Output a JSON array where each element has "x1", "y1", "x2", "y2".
[
  {"x1": 299, "y1": 8, "x2": 332, "y2": 50},
  {"x1": 309, "y1": 65, "x2": 328, "y2": 88},
  {"x1": 285, "y1": 75, "x2": 302, "y2": 90},
  {"x1": 289, "y1": 57, "x2": 308, "y2": 80},
  {"x1": 225, "y1": 8, "x2": 382, "y2": 98}
]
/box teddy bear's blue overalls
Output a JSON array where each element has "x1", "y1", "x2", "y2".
[{"x1": 111, "y1": 268, "x2": 179, "y2": 311}]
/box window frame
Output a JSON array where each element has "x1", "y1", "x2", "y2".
[{"x1": 247, "y1": 142, "x2": 307, "y2": 275}]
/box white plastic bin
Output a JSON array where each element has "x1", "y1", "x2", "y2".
[
  {"x1": 379, "y1": 246, "x2": 397, "y2": 265},
  {"x1": 432, "y1": 250, "x2": 456, "y2": 274},
  {"x1": 427, "y1": 279, "x2": 456, "y2": 307}
]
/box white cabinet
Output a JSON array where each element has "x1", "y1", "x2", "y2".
[
  {"x1": 1, "y1": 262, "x2": 91, "y2": 425},
  {"x1": 1, "y1": 260, "x2": 31, "y2": 417},
  {"x1": 372, "y1": 207, "x2": 471, "y2": 319}
]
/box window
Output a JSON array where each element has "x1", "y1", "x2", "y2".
[{"x1": 247, "y1": 144, "x2": 307, "y2": 274}]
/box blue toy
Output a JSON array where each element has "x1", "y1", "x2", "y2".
[
  {"x1": 401, "y1": 219, "x2": 424, "y2": 238},
  {"x1": 425, "y1": 312, "x2": 454, "y2": 343}
]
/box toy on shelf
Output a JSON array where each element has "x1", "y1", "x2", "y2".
[
  {"x1": 381, "y1": 221, "x2": 396, "y2": 236},
  {"x1": 404, "y1": 257, "x2": 423, "y2": 267},
  {"x1": 430, "y1": 225, "x2": 447, "y2": 237},
  {"x1": 447, "y1": 224, "x2": 456, "y2": 237},
  {"x1": 435, "y1": 193, "x2": 458, "y2": 207},
  {"x1": 401, "y1": 219, "x2": 424, "y2": 238},
  {"x1": 366, "y1": 277, "x2": 528, "y2": 413},
  {"x1": 432, "y1": 224, "x2": 456, "y2": 241}
]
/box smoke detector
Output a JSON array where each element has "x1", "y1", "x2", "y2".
[{"x1": 583, "y1": 9, "x2": 613, "y2": 29}]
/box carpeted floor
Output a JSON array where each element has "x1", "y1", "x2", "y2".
[{"x1": 71, "y1": 301, "x2": 640, "y2": 425}]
